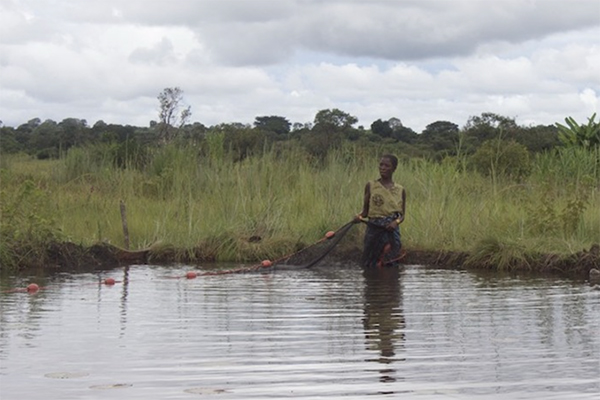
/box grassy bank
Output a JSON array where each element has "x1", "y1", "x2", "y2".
[{"x1": 1, "y1": 143, "x2": 598, "y2": 272}]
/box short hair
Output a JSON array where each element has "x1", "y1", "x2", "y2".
[{"x1": 381, "y1": 154, "x2": 398, "y2": 169}]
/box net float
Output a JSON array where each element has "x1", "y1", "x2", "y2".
[
  {"x1": 26, "y1": 283, "x2": 40, "y2": 293},
  {"x1": 104, "y1": 277, "x2": 116, "y2": 285},
  {"x1": 186, "y1": 271, "x2": 198, "y2": 279},
  {"x1": 325, "y1": 231, "x2": 336, "y2": 239},
  {"x1": 261, "y1": 260, "x2": 272, "y2": 267}
]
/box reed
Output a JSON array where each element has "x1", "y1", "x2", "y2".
[{"x1": 1, "y1": 143, "x2": 598, "y2": 270}]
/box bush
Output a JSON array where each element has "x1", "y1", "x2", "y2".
[
  {"x1": 0, "y1": 173, "x2": 63, "y2": 270},
  {"x1": 470, "y1": 138, "x2": 531, "y2": 180}
]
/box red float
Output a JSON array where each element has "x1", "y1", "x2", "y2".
[
  {"x1": 186, "y1": 271, "x2": 198, "y2": 279},
  {"x1": 104, "y1": 277, "x2": 116, "y2": 285},
  {"x1": 26, "y1": 283, "x2": 39, "y2": 293}
]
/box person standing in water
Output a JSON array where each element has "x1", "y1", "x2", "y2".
[{"x1": 354, "y1": 154, "x2": 406, "y2": 268}]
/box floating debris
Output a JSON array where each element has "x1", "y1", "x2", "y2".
[
  {"x1": 90, "y1": 383, "x2": 133, "y2": 390},
  {"x1": 184, "y1": 387, "x2": 229, "y2": 395}
]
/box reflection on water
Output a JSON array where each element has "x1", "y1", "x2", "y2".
[
  {"x1": 0, "y1": 264, "x2": 599, "y2": 399},
  {"x1": 119, "y1": 265, "x2": 130, "y2": 337},
  {"x1": 363, "y1": 267, "x2": 405, "y2": 386}
]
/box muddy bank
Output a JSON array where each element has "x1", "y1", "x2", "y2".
[{"x1": 15, "y1": 241, "x2": 599, "y2": 281}]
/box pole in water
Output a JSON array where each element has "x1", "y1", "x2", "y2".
[{"x1": 120, "y1": 200, "x2": 130, "y2": 250}]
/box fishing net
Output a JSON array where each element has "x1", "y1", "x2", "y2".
[
  {"x1": 271, "y1": 221, "x2": 357, "y2": 269},
  {"x1": 197, "y1": 221, "x2": 358, "y2": 276}
]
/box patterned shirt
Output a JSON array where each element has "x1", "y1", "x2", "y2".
[{"x1": 367, "y1": 180, "x2": 404, "y2": 219}]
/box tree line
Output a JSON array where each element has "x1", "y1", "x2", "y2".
[
  {"x1": 0, "y1": 110, "x2": 562, "y2": 159},
  {"x1": 2, "y1": 87, "x2": 597, "y2": 175}
]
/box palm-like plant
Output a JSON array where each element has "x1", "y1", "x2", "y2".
[{"x1": 556, "y1": 113, "x2": 600, "y2": 148}]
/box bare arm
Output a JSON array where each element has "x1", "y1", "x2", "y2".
[
  {"x1": 400, "y1": 188, "x2": 406, "y2": 223},
  {"x1": 354, "y1": 182, "x2": 371, "y2": 222}
]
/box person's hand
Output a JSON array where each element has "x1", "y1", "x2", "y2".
[
  {"x1": 353, "y1": 214, "x2": 363, "y2": 224},
  {"x1": 387, "y1": 216, "x2": 403, "y2": 230}
]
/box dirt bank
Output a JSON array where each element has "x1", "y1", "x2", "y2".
[{"x1": 22, "y1": 241, "x2": 599, "y2": 281}]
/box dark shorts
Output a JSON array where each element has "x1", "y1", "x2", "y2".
[{"x1": 361, "y1": 216, "x2": 402, "y2": 268}]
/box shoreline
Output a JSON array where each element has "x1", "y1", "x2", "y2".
[{"x1": 12, "y1": 241, "x2": 599, "y2": 281}]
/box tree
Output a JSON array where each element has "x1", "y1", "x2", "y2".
[
  {"x1": 0, "y1": 126, "x2": 19, "y2": 154},
  {"x1": 388, "y1": 117, "x2": 403, "y2": 130},
  {"x1": 419, "y1": 121, "x2": 459, "y2": 152},
  {"x1": 514, "y1": 124, "x2": 560, "y2": 153},
  {"x1": 313, "y1": 108, "x2": 358, "y2": 131},
  {"x1": 157, "y1": 87, "x2": 192, "y2": 144},
  {"x1": 392, "y1": 125, "x2": 418, "y2": 144},
  {"x1": 371, "y1": 119, "x2": 393, "y2": 138},
  {"x1": 30, "y1": 120, "x2": 60, "y2": 158},
  {"x1": 214, "y1": 123, "x2": 271, "y2": 161},
  {"x1": 463, "y1": 112, "x2": 518, "y2": 150},
  {"x1": 58, "y1": 118, "x2": 89, "y2": 150},
  {"x1": 254, "y1": 116, "x2": 291, "y2": 135}
]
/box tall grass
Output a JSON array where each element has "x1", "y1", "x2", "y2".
[{"x1": 1, "y1": 143, "x2": 598, "y2": 269}]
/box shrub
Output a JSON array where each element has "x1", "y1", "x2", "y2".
[{"x1": 470, "y1": 138, "x2": 531, "y2": 180}]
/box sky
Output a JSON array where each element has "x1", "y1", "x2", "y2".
[{"x1": 1, "y1": 0, "x2": 599, "y2": 133}]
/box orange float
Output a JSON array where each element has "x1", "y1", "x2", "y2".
[
  {"x1": 104, "y1": 277, "x2": 116, "y2": 285},
  {"x1": 186, "y1": 271, "x2": 198, "y2": 279},
  {"x1": 261, "y1": 260, "x2": 272, "y2": 267},
  {"x1": 325, "y1": 231, "x2": 335, "y2": 239},
  {"x1": 26, "y1": 283, "x2": 40, "y2": 293}
]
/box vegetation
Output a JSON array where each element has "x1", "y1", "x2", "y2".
[{"x1": 0, "y1": 89, "x2": 598, "y2": 273}]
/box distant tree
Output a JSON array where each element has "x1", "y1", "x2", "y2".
[
  {"x1": 157, "y1": 87, "x2": 192, "y2": 144},
  {"x1": 372, "y1": 117, "x2": 417, "y2": 143},
  {"x1": 292, "y1": 122, "x2": 312, "y2": 133},
  {"x1": 0, "y1": 126, "x2": 19, "y2": 154},
  {"x1": 17, "y1": 118, "x2": 41, "y2": 133},
  {"x1": 58, "y1": 118, "x2": 89, "y2": 150},
  {"x1": 388, "y1": 117, "x2": 403, "y2": 130},
  {"x1": 214, "y1": 123, "x2": 271, "y2": 161},
  {"x1": 392, "y1": 125, "x2": 418, "y2": 144},
  {"x1": 30, "y1": 120, "x2": 60, "y2": 158},
  {"x1": 514, "y1": 124, "x2": 560, "y2": 153},
  {"x1": 371, "y1": 119, "x2": 393, "y2": 138},
  {"x1": 420, "y1": 121, "x2": 459, "y2": 152},
  {"x1": 463, "y1": 112, "x2": 518, "y2": 150},
  {"x1": 313, "y1": 108, "x2": 358, "y2": 132},
  {"x1": 180, "y1": 122, "x2": 208, "y2": 143},
  {"x1": 254, "y1": 116, "x2": 291, "y2": 135},
  {"x1": 305, "y1": 109, "x2": 358, "y2": 159},
  {"x1": 92, "y1": 122, "x2": 137, "y2": 144}
]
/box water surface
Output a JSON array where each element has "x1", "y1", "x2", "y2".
[{"x1": 1, "y1": 264, "x2": 598, "y2": 399}]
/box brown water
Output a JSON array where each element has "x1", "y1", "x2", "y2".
[{"x1": 0, "y1": 264, "x2": 598, "y2": 399}]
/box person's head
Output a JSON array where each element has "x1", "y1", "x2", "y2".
[
  {"x1": 379, "y1": 154, "x2": 398, "y2": 178},
  {"x1": 381, "y1": 154, "x2": 398, "y2": 169}
]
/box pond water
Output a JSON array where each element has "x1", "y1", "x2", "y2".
[{"x1": 0, "y1": 263, "x2": 599, "y2": 399}]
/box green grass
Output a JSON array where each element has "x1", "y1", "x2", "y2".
[{"x1": 1, "y1": 143, "x2": 598, "y2": 270}]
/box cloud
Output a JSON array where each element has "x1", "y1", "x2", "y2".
[
  {"x1": 129, "y1": 37, "x2": 177, "y2": 66},
  {"x1": 0, "y1": 0, "x2": 598, "y2": 131}
]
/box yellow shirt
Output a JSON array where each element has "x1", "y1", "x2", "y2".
[{"x1": 368, "y1": 180, "x2": 404, "y2": 218}]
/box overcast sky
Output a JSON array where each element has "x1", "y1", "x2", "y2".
[{"x1": 1, "y1": 0, "x2": 599, "y2": 132}]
